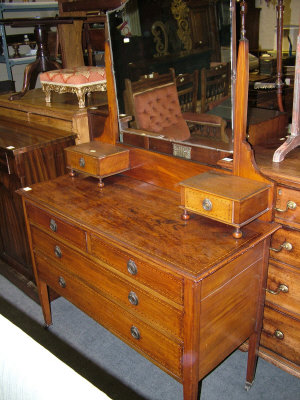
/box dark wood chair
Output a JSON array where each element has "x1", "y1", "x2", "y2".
[
  {"x1": 173, "y1": 69, "x2": 199, "y2": 113},
  {"x1": 200, "y1": 62, "x2": 230, "y2": 112}
]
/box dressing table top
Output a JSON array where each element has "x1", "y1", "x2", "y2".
[{"x1": 19, "y1": 173, "x2": 278, "y2": 279}]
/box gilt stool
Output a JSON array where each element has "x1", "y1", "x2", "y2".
[{"x1": 39, "y1": 66, "x2": 107, "y2": 108}]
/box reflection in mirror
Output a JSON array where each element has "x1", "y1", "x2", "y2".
[{"x1": 108, "y1": 0, "x2": 235, "y2": 166}]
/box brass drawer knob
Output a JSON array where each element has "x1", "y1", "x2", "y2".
[
  {"x1": 275, "y1": 200, "x2": 297, "y2": 213},
  {"x1": 266, "y1": 284, "x2": 289, "y2": 295},
  {"x1": 202, "y1": 198, "x2": 213, "y2": 211},
  {"x1": 130, "y1": 326, "x2": 140, "y2": 340},
  {"x1": 79, "y1": 157, "x2": 85, "y2": 168},
  {"x1": 273, "y1": 329, "x2": 284, "y2": 340},
  {"x1": 58, "y1": 276, "x2": 66, "y2": 288},
  {"x1": 127, "y1": 259, "x2": 137, "y2": 275},
  {"x1": 49, "y1": 219, "x2": 57, "y2": 232},
  {"x1": 54, "y1": 245, "x2": 62, "y2": 258},
  {"x1": 270, "y1": 241, "x2": 293, "y2": 253},
  {"x1": 128, "y1": 291, "x2": 139, "y2": 306}
]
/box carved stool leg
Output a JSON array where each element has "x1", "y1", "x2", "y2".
[
  {"x1": 76, "y1": 88, "x2": 86, "y2": 109},
  {"x1": 44, "y1": 88, "x2": 52, "y2": 104}
]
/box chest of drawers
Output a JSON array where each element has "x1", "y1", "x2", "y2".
[
  {"x1": 0, "y1": 118, "x2": 76, "y2": 301},
  {"x1": 19, "y1": 174, "x2": 278, "y2": 399},
  {"x1": 255, "y1": 146, "x2": 300, "y2": 377}
]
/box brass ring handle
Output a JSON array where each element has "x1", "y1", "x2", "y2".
[
  {"x1": 266, "y1": 284, "x2": 289, "y2": 295},
  {"x1": 58, "y1": 276, "x2": 66, "y2": 288},
  {"x1": 273, "y1": 329, "x2": 284, "y2": 340},
  {"x1": 54, "y1": 245, "x2": 62, "y2": 258},
  {"x1": 128, "y1": 291, "x2": 139, "y2": 306},
  {"x1": 127, "y1": 259, "x2": 137, "y2": 275},
  {"x1": 49, "y1": 218, "x2": 57, "y2": 232},
  {"x1": 270, "y1": 241, "x2": 293, "y2": 252},
  {"x1": 275, "y1": 200, "x2": 297, "y2": 213},
  {"x1": 130, "y1": 326, "x2": 140, "y2": 340}
]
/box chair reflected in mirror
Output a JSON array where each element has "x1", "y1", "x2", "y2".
[
  {"x1": 122, "y1": 69, "x2": 229, "y2": 145},
  {"x1": 200, "y1": 62, "x2": 231, "y2": 113}
]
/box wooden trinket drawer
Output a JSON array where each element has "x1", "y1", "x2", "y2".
[
  {"x1": 65, "y1": 141, "x2": 130, "y2": 187},
  {"x1": 180, "y1": 171, "x2": 270, "y2": 238}
]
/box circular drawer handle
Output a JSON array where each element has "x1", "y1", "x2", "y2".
[
  {"x1": 58, "y1": 276, "x2": 66, "y2": 288},
  {"x1": 49, "y1": 218, "x2": 57, "y2": 232},
  {"x1": 266, "y1": 284, "x2": 289, "y2": 295},
  {"x1": 273, "y1": 329, "x2": 284, "y2": 340},
  {"x1": 54, "y1": 245, "x2": 62, "y2": 258},
  {"x1": 270, "y1": 241, "x2": 293, "y2": 253},
  {"x1": 275, "y1": 200, "x2": 297, "y2": 213},
  {"x1": 127, "y1": 259, "x2": 137, "y2": 275},
  {"x1": 202, "y1": 198, "x2": 212, "y2": 211},
  {"x1": 128, "y1": 291, "x2": 139, "y2": 306},
  {"x1": 79, "y1": 157, "x2": 86, "y2": 168},
  {"x1": 130, "y1": 326, "x2": 140, "y2": 340}
]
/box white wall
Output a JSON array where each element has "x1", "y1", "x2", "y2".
[{"x1": 256, "y1": 0, "x2": 300, "y2": 51}]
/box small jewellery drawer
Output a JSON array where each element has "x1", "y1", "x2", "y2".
[
  {"x1": 261, "y1": 306, "x2": 300, "y2": 366},
  {"x1": 266, "y1": 260, "x2": 300, "y2": 316},
  {"x1": 89, "y1": 234, "x2": 183, "y2": 305},
  {"x1": 27, "y1": 203, "x2": 86, "y2": 250},
  {"x1": 275, "y1": 186, "x2": 300, "y2": 228},
  {"x1": 269, "y1": 227, "x2": 299, "y2": 267},
  {"x1": 35, "y1": 254, "x2": 183, "y2": 378},
  {"x1": 31, "y1": 227, "x2": 183, "y2": 338}
]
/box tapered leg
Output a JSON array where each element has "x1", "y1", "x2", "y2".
[
  {"x1": 38, "y1": 280, "x2": 52, "y2": 327},
  {"x1": 183, "y1": 380, "x2": 202, "y2": 400}
]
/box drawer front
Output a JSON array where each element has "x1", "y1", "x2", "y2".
[
  {"x1": 275, "y1": 186, "x2": 300, "y2": 228},
  {"x1": 66, "y1": 150, "x2": 99, "y2": 175},
  {"x1": 266, "y1": 260, "x2": 300, "y2": 317},
  {"x1": 31, "y1": 227, "x2": 183, "y2": 338},
  {"x1": 183, "y1": 187, "x2": 233, "y2": 224},
  {"x1": 27, "y1": 203, "x2": 86, "y2": 250},
  {"x1": 89, "y1": 234, "x2": 183, "y2": 305},
  {"x1": 269, "y1": 227, "x2": 300, "y2": 267},
  {"x1": 35, "y1": 254, "x2": 183, "y2": 378},
  {"x1": 261, "y1": 306, "x2": 300, "y2": 366}
]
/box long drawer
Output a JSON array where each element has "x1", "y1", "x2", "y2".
[
  {"x1": 31, "y1": 226, "x2": 183, "y2": 338},
  {"x1": 269, "y1": 227, "x2": 300, "y2": 267},
  {"x1": 26, "y1": 203, "x2": 86, "y2": 250},
  {"x1": 275, "y1": 186, "x2": 300, "y2": 229},
  {"x1": 35, "y1": 253, "x2": 183, "y2": 378},
  {"x1": 89, "y1": 233, "x2": 183, "y2": 305},
  {"x1": 261, "y1": 305, "x2": 300, "y2": 366},
  {"x1": 266, "y1": 260, "x2": 300, "y2": 317}
]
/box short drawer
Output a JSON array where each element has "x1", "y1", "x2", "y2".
[
  {"x1": 275, "y1": 186, "x2": 300, "y2": 229},
  {"x1": 89, "y1": 233, "x2": 183, "y2": 305},
  {"x1": 266, "y1": 260, "x2": 300, "y2": 317},
  {"x1": 269, "y1": 227, "x2": 300, "y2": 267},
  {"x1": 31, "y1": 227, "x2": 183, "y2": 338},
  {"x1": 26, "y1": 202, "x2": 86, "y2": 250},
  {"x1": 35, "y1": 254, "x2": 183, "y2": 378},
  {"x1": 261, "y1": 305, "x2": 300, "y2": 366}
]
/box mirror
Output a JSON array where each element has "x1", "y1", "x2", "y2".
[{"x1": 107, "y1": 0, "x2": 235, "y2": 165}]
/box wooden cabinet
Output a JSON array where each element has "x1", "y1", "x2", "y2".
[
  {"x1": 255, "y1": 147, "x2": 300, "y2": 377},
  {"x1": 18, "y1": 173, "x2": 278, "y2": 399},
  {"x1": 0, "y1": 117, "x2": 76, "y2": 301}
]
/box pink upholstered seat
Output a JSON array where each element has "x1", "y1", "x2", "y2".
[
  {"x1": 133, "y1": 84, "x2": 191, "y2": 141},
  {"x1": 39, "y1": 66, "x2": 107, "y2": 108}
]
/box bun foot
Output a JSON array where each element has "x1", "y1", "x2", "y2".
[{"x1": 233, "y1": 227, "x2": 242, "y2": 239}]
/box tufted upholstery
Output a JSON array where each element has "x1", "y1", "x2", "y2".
[
  {"x1": 133, "y1": 84, "x2": 191, "y2": 141},
  {"x1": 40, "y1": 66, "x2": 106, "y2": 86},
  {"x1": 39, "y1": 66, "x2": 107, "y2": 109}
]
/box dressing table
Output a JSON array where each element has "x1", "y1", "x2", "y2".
[{"x1": 15, "y1": 0, "x2": 299, "y2": 398}]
